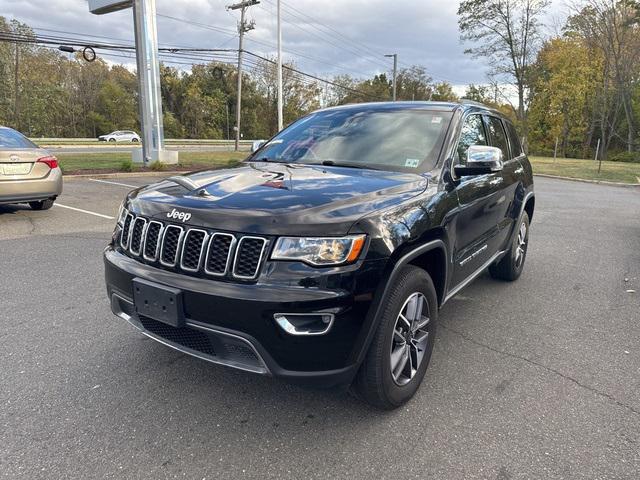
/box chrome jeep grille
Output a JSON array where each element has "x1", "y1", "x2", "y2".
[
  {"x1": 160, "y1": 225, "x2": 184, "y2": 267},
  {"x1": 233, "y1": 237, "x2": 268, "y2": 280},
  {"x1": 143, "y1": 221, "x2": 163, "y2": 261},
  {"x1": 205, "y1": 233, "x2": 235, "y2": 276},
  {"x1": 180, "y1": 229, "x2": 207, "y2": 272},
  {"x1": 121, "y1": 214, "x2": 268, "y2": 281},
  {"x1": 129, "y1": 217, "x2": 147, "y2": 255}
]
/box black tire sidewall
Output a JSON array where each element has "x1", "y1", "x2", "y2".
[
  {"x1": 367, "y1": 266, "x2": 439, "y2": 408},
  {"x1": 509, "y1": 212, "x2": 530, "y2": 278},
  {"x1": 29, "y1": 199, "x2": 54, "y2": 211}
]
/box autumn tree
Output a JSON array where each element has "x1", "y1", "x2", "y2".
[
  {"x1": 528, "y1": 37, "x2": 603, "y2": 157},
  {"x1": 566, "y1": 0, "x2": 640, "y2": 153},
  {"x1": 458, "y1": 0, "x2": 550, "y2": 146}
]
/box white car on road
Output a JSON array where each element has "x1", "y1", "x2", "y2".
[{"x1": 98, "y1": 131, "x2": 140, "y2": 143}]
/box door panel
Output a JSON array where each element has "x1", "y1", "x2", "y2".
[{"x1": 449, "y1": 114, "x2": 517, "y2": 287}]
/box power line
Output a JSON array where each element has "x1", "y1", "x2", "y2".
[
  {"x1": 257, "y1": 2, "x2": 391, "y2": 72},
  {"x1": 243, "y1": 50, "x2": 384, "y2": 101},
  {"x1": 0, "y1": 30, "x2": 386, "y2": 102},
  {"x1": 261, "y1": 0, "x2": 390, "y2": 69},
  {"x1": 260, "y1": 0, "x2": 469, "y2": 85}
]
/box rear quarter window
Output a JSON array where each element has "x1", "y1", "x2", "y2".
[
  {"x1": 485, "y1": 116, "x2": 510, "y2": 161},
  {"x1": 505, "y1": 122, "x2": 523, "y2": 158}
]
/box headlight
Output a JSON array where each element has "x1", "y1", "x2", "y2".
[
  {"x1": 272, "y1": 235, "x2": 367, "y2": 266},
  {"x1": 116, "y1": 201, "x2": 128, "y2": 226}
]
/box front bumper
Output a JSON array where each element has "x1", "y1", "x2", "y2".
[
  {"x1": 104, "y1": 246, "x2": 386, "y2": 388},
  {"x1": 0, "y1": 168, "x2": 63, "y2": 204}
]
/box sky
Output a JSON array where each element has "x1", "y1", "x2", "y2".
[{"x1": 1, "y1": 0, "x2": 570, "y2": 91}]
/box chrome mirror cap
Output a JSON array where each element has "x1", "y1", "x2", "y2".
[{"x1": 466, "y1": 145, "x2": 504, "y2": 172}]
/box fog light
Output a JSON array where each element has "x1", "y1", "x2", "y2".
[{"x1": 274, "y1": 313, "x2": 335, "y2": 336}]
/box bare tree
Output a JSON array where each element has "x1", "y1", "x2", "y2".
[{"x1": 458, "y1": 0, "x2": 551, "y2": 145}]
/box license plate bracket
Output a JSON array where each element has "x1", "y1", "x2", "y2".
[
  {"x1": 133, "y1": 278, "x2": 184, "y2": 327},
  {"x1": 1, "y1": 163, "x2": 32, "y2": 175}
]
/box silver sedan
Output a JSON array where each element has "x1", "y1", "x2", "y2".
[{"x1": 0, "y1": 127, "x2": 63, "y2": 210}]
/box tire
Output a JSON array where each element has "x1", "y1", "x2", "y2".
[
  {"x1": 489, "y1": 211, "x2": 530, "y2": 281},
  {"x1": 29, "y1": 199, "x2": 55, "y2": 211},
  {"x1": 353, "y1": 265, "x2": 438, "y2": 410},
  {"x1": 132, "y1": 138, "x2": 139, "y2": 143},
  {"x1": 109, "y1": 138, "x2": 116, "y2": 143}
]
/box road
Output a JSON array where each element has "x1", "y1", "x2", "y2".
[{"x1": 1, "y1": 176, "x2": 639, "y2": 479}]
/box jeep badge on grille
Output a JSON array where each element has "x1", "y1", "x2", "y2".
[{"x1": 167, "y1": 208, "x2": 192, "y2": 223}]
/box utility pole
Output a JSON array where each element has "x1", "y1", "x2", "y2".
[
  {"x1": 227, "y1": 0, "x2": 259, "y2": 151},
  {"x1": 385, "y1": 54, "x2": 398, "y2": 101},
  {"x1": 277, "y1": 0, "x2": 283, "y2": 131},
  {"x1": 14, "y1": 42, "x2": 19, "y2": 129}
]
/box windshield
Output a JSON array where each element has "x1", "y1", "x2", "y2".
[
  {"x1": 250, "y1": 108, "x2": 453, "y2": 173},
  {"x1": 0, "y1": 128, "x2": 38, "y2": 149}
]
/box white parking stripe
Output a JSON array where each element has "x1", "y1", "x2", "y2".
[
  {"x1": 89, "y1": 179, "x2": 138, "y2": 188},
  {"x1": 54, "y1": 203, "x2": 115, "y2": 220}
]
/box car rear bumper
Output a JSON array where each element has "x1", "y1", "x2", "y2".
[
  {"x1": 104, "y1": 246, "x2": 386, "y2": 388},
  {"x1": 0, "y1": 168, "x2": 63, "y2": 204}
]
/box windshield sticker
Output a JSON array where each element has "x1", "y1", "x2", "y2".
[
  {"x1": 431, "y1": 117, "x2": 443, "y2": 124},
  {"x1": 405, "y1": 158, "x2": 420, "y2": 168}
]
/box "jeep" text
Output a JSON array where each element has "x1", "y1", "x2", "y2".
[{"x1": 167, "y1": 208, "x2": 192, "y2": 223}]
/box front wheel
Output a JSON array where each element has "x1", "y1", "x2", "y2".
[
  {"x1": 489, "y1": 211, "x2": 530, "y2": 281},
  {"x1": 353, "y1": 265, "x2": 438, "y2": 410}
]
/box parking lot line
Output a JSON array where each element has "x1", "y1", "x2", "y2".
[
  {"x1": 89, "y1": 178, "x2": 138, "y2": 188},
  {"x1": 54, "y1": 203, "x2": 115, "y2": 220}
]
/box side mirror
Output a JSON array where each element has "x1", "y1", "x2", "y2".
[
  {"x1": 251, "y1": 140, "x2": 266, "y2": 153},
  {"x1": 454, "y1": 145, "x2": 504, "y2": 177}
]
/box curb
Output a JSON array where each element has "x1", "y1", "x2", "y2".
[{"x1": 533, "y1": 173, "x2": 640, "y2": 188}]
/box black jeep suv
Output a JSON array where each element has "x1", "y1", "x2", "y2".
[{"x1": 104, "y1": 101, "x2": 534, "y2": 409}]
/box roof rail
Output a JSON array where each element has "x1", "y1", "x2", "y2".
[{"x1": 460, "y1": 98, "x2": 489, "y2": 108}]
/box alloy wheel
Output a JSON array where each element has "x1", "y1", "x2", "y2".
[
  {"x1": 515, "y1": 221, "x2": 528, "y2": 268},
  {"x1": 390, "y1": 292, "x2": 431, "y2": 386}
]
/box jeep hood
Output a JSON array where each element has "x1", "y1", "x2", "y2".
[{"x1": 127, "y1": 162, "x2": 428, "y2": 236}]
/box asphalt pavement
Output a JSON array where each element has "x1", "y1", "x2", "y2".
[{"x1": 1, "y1": 176, "x2": 639, "y2": 479}]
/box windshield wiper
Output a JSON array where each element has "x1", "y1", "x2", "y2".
[
  {"x1": 320, "y1": 160, "x2": 378, "y2": 171},
  {"x1": 251, "y1": 157, "x2": 291, "y2": 164}
]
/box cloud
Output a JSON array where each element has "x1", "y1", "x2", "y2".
[{"x1": 1, "y1": 0, "x2": 567, "y2": 87}]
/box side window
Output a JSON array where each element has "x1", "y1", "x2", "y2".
[
  {"x1": 485, "y1": 116, "x2": 509, "y2": 160},
  {"x1": 456, "y1": 115, "x2": 487, "y2": 163},
  {"x1": 505, "y1": 122, "x2": 523, "y2": 158}
]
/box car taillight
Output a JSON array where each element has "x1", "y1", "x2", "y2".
[{"x1": 37, "y1": 156, "x2": 58, "y2": 169}]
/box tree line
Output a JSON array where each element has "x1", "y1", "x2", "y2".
[
  {"x1": 0, "y1": 17, "x2": 463, "y2": 142},
  {"x1": 3, "y1": 2, "x2": 640, "y2": 161},
  {"x1": 459, "y1": 0, "x2": 640, "y2": 161}
]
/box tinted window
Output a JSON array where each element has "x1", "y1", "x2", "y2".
[
  {"x1": 485, "y1": 116, "x2": 509, "y2": 160},
  {"x1": 253, "y1": 109, "x2": 453, "y2": 173},
  {"x1": 505, "y1": 122, "x2": 523, "y2": 158},
  {"x1": 457, "y1": 115, "x2": 487, "y2": 162},
  {"x1": 0, "y1": 128, "x2": 38, "y2": 149}
]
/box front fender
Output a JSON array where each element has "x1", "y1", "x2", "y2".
[{"x1": 346, "y1": 239, "x2": 448, "y2": 369}]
